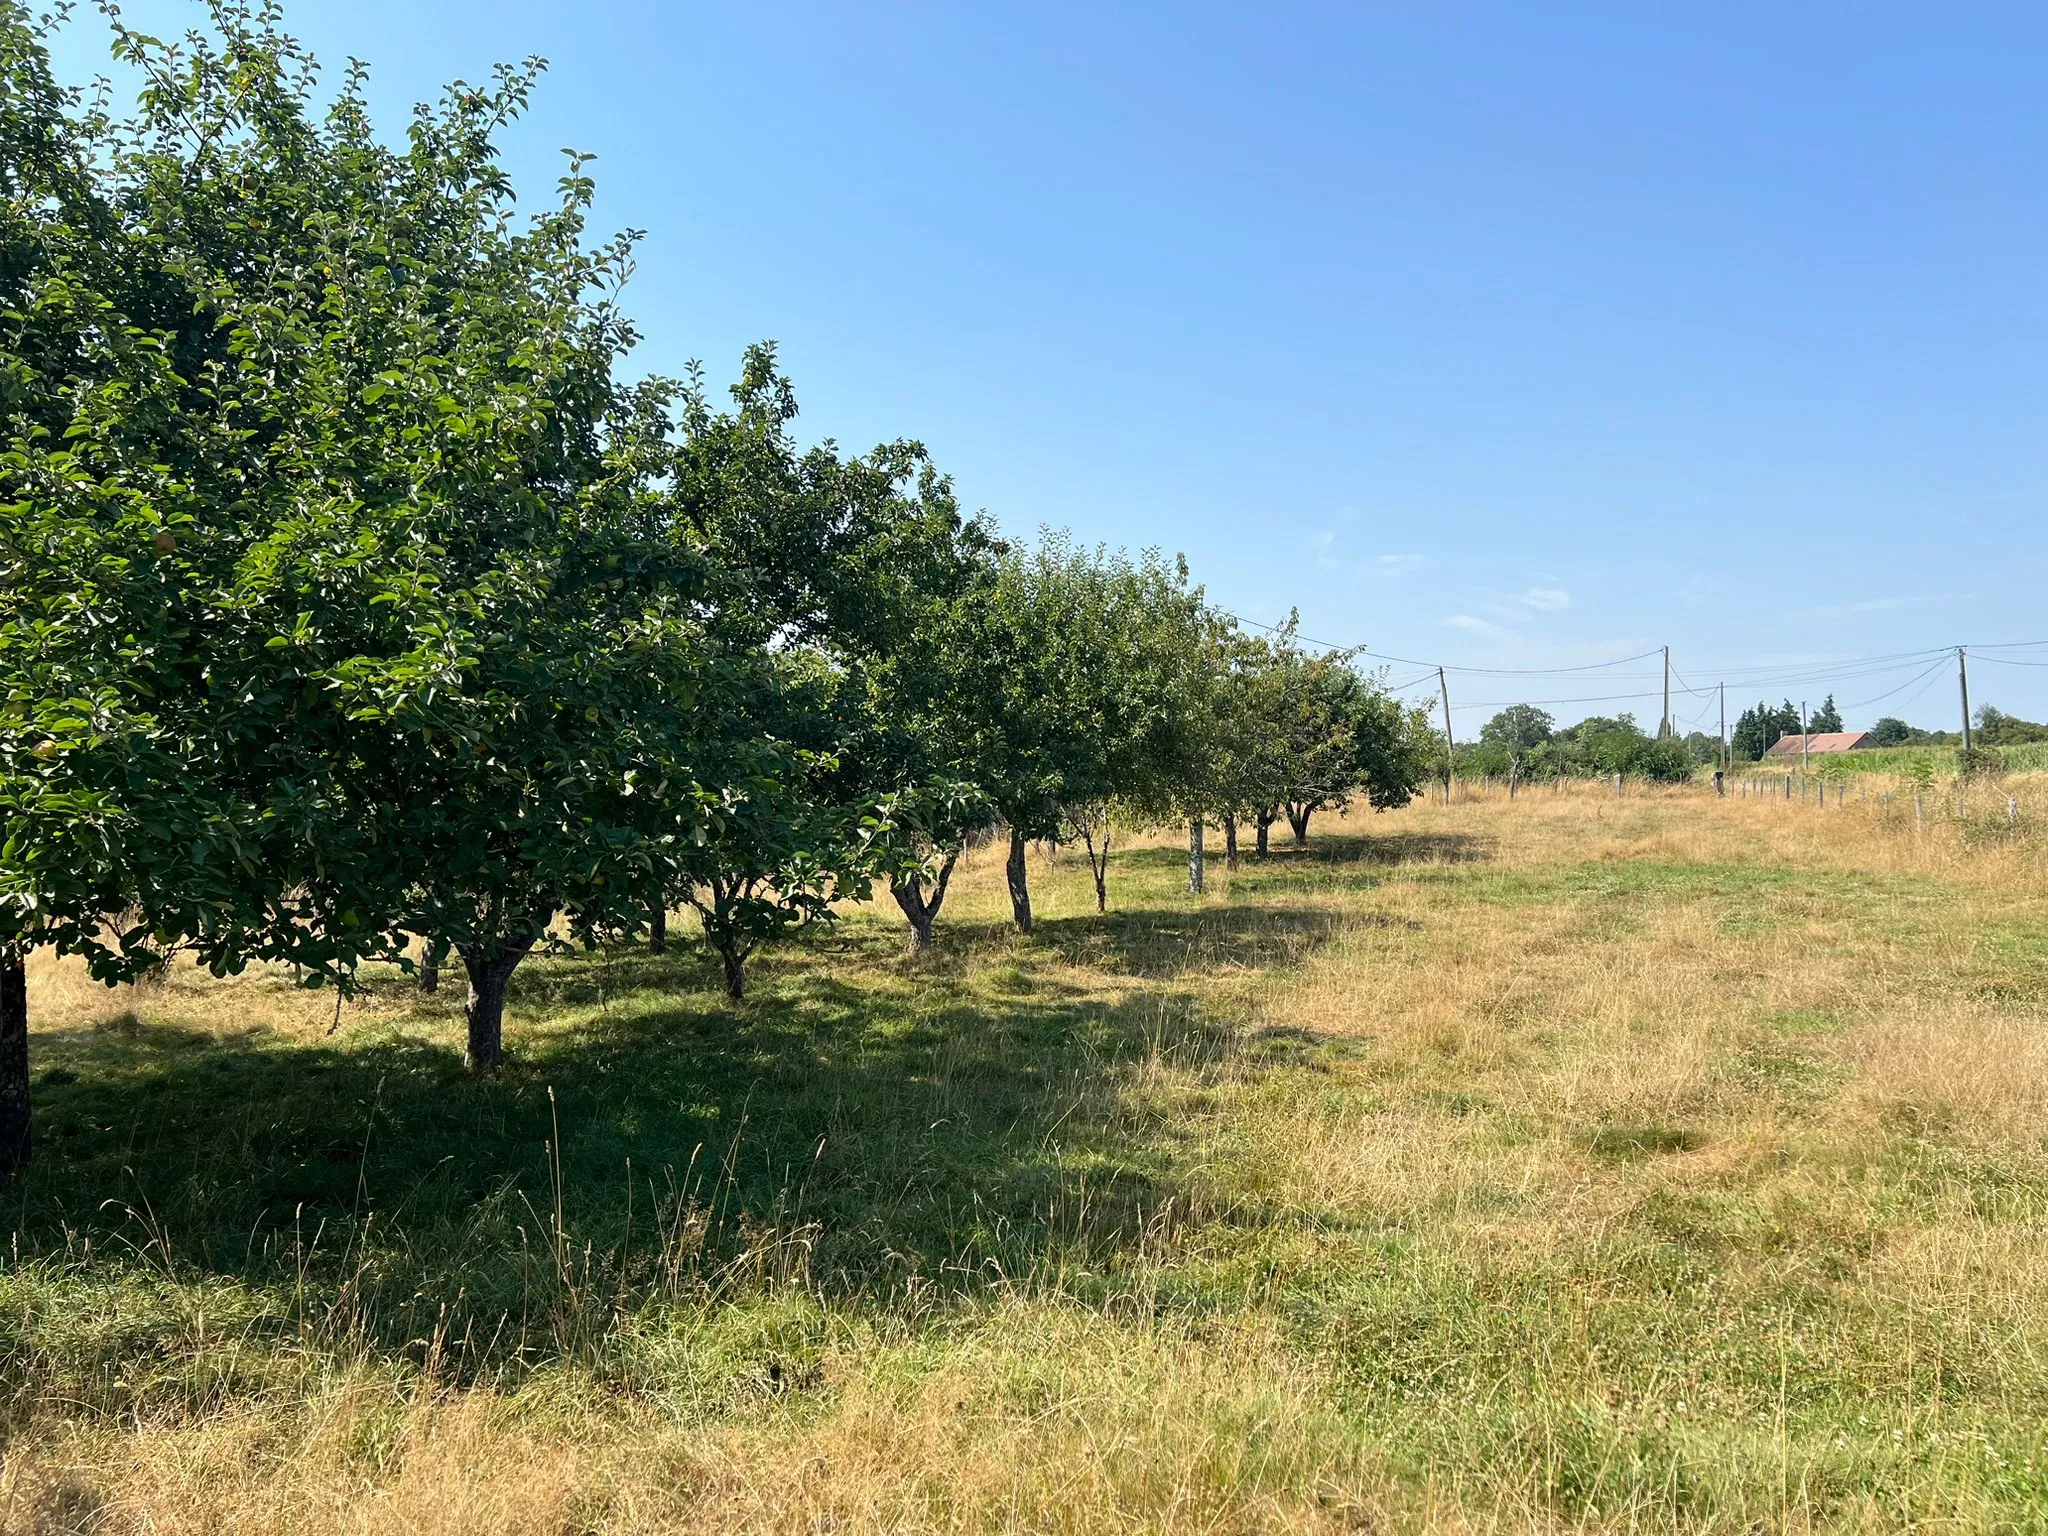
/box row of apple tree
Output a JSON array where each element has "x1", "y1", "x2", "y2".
[{"x1": 0, "y1": 5, "x2": 1434, "y2": 1169}]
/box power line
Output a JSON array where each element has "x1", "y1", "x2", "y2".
[
  {"x1": 1839, "y1": 656, "x2": 1952, "y2": 712},
  {"x1": 1220, "y1": 609, "x2": 1669, "y2": 677},
  {"x1": 1216, "y1": 607, "x2": 2048, "y2": 719}
]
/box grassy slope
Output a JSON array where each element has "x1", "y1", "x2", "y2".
[{"x1": 3, "y1": 784, "x2": 2047, "y2": 1532}]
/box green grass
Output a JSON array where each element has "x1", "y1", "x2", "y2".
[{"x1": 6, "y1": 797, "x2": 2048, "y2": 1531}]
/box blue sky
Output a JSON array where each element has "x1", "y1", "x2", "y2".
[{"x1": 52, "y1": 3, "x2": 2048, "y2": 734}]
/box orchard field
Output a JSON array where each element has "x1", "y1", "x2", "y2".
[{"x1": 3, "y1": 780, "x2": 2046, "y2": 1533}]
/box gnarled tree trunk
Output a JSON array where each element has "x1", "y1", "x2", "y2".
[
  {"x1": 649, "y1": 902, "x2": 667, "y2": 956},
  {"x1": 1287, "y1": 803, "x2": 1312, "y2": 845},
  {"x1": 890, "y1": 853, "x2": 959, "y2": 953},
  {"x1": 1188, "y1": 820, "x2": 1205, "y2": 893},
  {"x1": 718, "y1": 938, "x2": 748, "y2": 1001},
  {"x1": 1076, "y1": 815, "x2": 1111, "y2": 913},
  {"x1": 1005, "y1": 828, "x2": 1033, "y2": 933},
  {"x1": 1223, "y1": 814, "x2": 1239, "y2": 870},
  {"x1": 418, "y1": 936, "x2": 445, "y2": 994},
  {"x1": 459, "y1": 936, "x2": 536, "y2": 1071},
  {"x1": 0, "y1": 949, "x2": 29, "y2": 1176},
  {"x1": 1255, "y1": 809, "x2": 1275, "y2": 860}
]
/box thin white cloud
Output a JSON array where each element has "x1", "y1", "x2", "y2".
[
  {"x1": 1376, "y1": 553, "x2": 1426, "y2": 575},
  {"x1": 1520, "y1": 586, "x2": 1571, "y2": 612},
  {"x1": 1448, "y1": 613, "x2": 1507, "y2": 638}
]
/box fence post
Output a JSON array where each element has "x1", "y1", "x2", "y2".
[
  {"x1": 1915, "y1": 794, "x2": 1925, "y2": 832},
  {"x1": 1714, "y1": 770, "x2": 1725, "y2": 797},
  {"x1": 2009, "y1": 795, "x2": 2018, "y2": 826},
  {"x1": 1613, "y1": 772, "x2": 1623, "y2": 798}
]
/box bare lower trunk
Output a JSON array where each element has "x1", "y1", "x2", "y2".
[
  {"x1": 719, "y1": 941, "x2": 747, "y2": 1001},
  {"x1": 1188, "y1": 820, "x2": 1205, "y2": 893},
  {"x1": 890, "y1": 853, "x2": 959, "y2": 953},
  {"x1": 649, "y1": 902, "x2": 667, "y2": 956},
  {"x1": 1223, "y1": 814, "x2": 1239, "y2": 870},
  {"x1": 1288, "y1": 803, "x2": 1312, "y2": 845},
  {"x1": 460, "y1": 937, "x2": 536, "y2": 1071},
  {"x1": 1255, "y1": 810, "x2": 1274, "y2": 860},
  {"x1": 420, "y1": 936, "x2": 449, "y2": 994},
  {"x1": 1006, "y1": 828, "x2": 1033, "y2": 933},
  {"x1": 0, "y1": 949, "x2": 29, "y2": 1176},
  {"x1": 1078, "y1": 821, "x2": 1110, "y2": 913}
]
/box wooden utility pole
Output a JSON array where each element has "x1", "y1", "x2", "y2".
[
  {"x1": 1801, "y1": 700, "x2": 1809, "y2": 774},
  {"x1": 1661, "y1": 646, "x2": 1671, "y2": 738},
  {"x1": 1438, "y1": 666, "x2": 1455, "y2": 799},
  {"x1": 1959, "y1": 647, "x2": 1973, "y2": 752},
  {"x1": 1718, "y1": 682, "x2": 1727, "y2": 770}
]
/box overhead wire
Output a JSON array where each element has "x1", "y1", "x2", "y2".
[
  {"x1": 1840, "y1": 656, "x2": 1953, "y2": 712},
  {"x1": 1217, "y1": 607, "x2": 2046, "y2": 723}
]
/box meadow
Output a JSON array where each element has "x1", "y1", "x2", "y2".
[{"x1": 2, "y1": 777, "x2": 2046, "y2": 1533}]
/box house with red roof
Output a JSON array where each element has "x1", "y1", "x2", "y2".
[{"x1": 1764, "y1": 730, "x2": 1875, "y2": 757}]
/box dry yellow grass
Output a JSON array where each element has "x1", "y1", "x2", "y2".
[{"x1": 3, "y1": 778, "x2": 2046, "y2": 1532}]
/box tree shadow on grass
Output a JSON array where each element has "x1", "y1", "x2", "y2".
[
  {"x1": 1274, "y1": 826, "x2": 1491, "y2": 868},
  {"x1": 7, "y1": 928, "x2": 1248, "y2": 1390},
  {"x1": 1034, "y1": 903, "x2": 1352, "y2": 980}
]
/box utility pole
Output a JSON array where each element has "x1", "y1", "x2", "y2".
[
  {"x1": 1718, "y1": 682, "x2": 1727, "y2": 770},
  {"x1": 1959, "y1": 646, "x2": 1973, "y2": 753},
  {"x1": 1438, "y1": 666, "x2": 1455, "y2": 800},
  {"x1": 1661, "y1": 646, "x2": 1671, "y2": 739},
  {"x1": 1801, "y1": 700, "x2": 1809, "y2": 775}
]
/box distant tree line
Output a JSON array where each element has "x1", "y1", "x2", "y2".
[
  {"x1": 1457, "y1": 707, "x2": 1704, "y2": 782},
  {"x1": 0, "y1": 6, "x2": 1439, "y2": 1170},
  {"x1": 1725, "y1": 695, "x2": 2048, "y2": 758}
]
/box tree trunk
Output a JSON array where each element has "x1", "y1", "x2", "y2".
[
  {"x1": 1288, "y1": 804, "x2": 1312, "y2": 845},
  {"x1": 1005, "y1": 828, "x2": 1033, "y2": 933},
  {"x1": 418, "y1": 938, "x2": 442, "y2": 994},
  {"x1": 1087, "y1": 834, "x2": 1110, "y2": 912},
  {"x1": 1255, "y1": 810, "x2": 1273, "y2": 860},
  {"x1": 1223, "y1": 814, "x2": 1239, "y2": 870},
  {"x1": 719, "y1": 940, "x2": 747, "y2": 1002},
  {"x1": 0, "y1": 949, "x2": 29, "y2": 1176},
  {"x1": 648, "y1": 902, "x2": 667, "y2": 956},
  {"x1": 1188, "y1": 820, "x2": 1205, "y2": 893},
  {"x1": 890, "y1": 854, "x2": 958, "y2": 954},
  {"x1": 460, "y1": 937, "x2": 535, "y2": 1071},
  {"x1": 890, "y1": 877, "x2": 937, "y2": 952}
]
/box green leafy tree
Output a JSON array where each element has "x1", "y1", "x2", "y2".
[
  {"x1": 1206, "y1": 624, "x2": 1433, "y2": 853},
  {"x1": 954, "y1": 535, "x2": 1209, "y2": 929},
  {"x1": 1809, "y1": 695, "x2": 1844, "y2": 734},
  {"x1": 664, "y1": 346, "x2": 1004, "y2": 960},
  {"x1": 1731, "y1": 700, "x2": 1802, "y2": 761},
  {"x1": 1480, "y1": 705, "x2": 1555, "y2": 757},
  {"x1": 1974, "y1": 706, "x2": 2048, "y2": 746},
  {"x1": 0, "y1": 3, "x2": 408, "y2": 1162},
  {"x1": 45, "y1": 6, "x2": 741, "y2": 1067}
]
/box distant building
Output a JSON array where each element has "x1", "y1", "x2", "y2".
[{"x1": 1765, "y1": 730, "x2": 1875, "y2": 758}]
